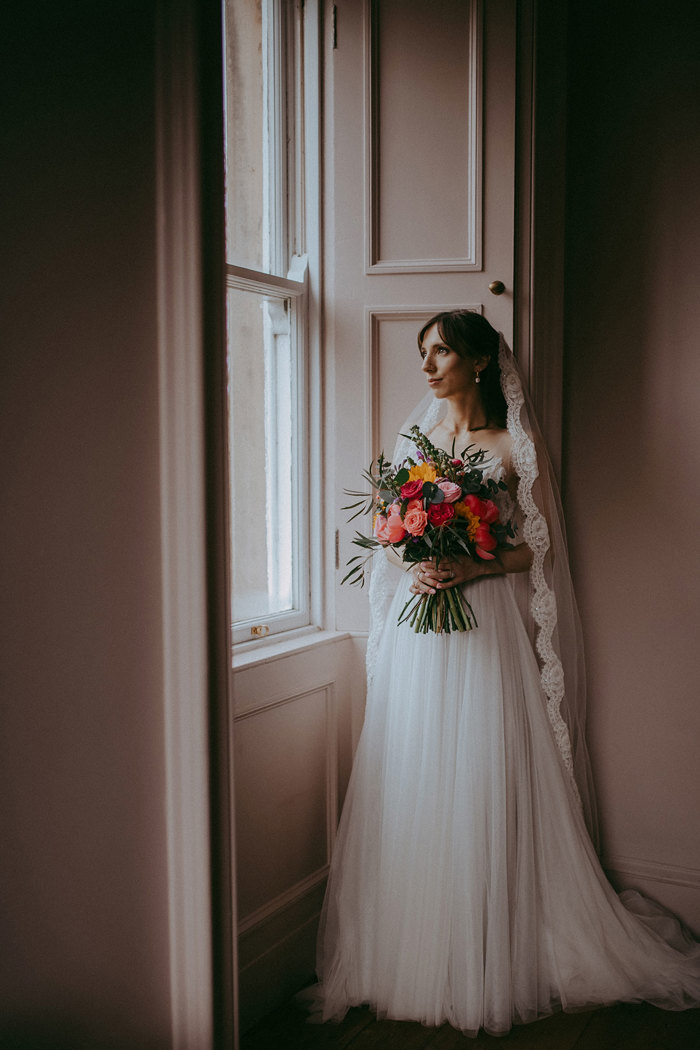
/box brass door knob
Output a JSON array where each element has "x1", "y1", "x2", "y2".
[{"x1": 488, "y1": 280, "x2": 506, "y2": 296}]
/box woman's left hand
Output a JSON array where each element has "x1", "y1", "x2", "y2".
[{"x1": 409, "y1": 556, "x2": 486, "y2": 596}]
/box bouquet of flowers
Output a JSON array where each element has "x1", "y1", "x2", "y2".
[{"x1": 342, "y1": 425, "x2": 516, "y2": 633}]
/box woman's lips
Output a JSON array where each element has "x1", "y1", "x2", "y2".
[{"x1": 428, "y1": 378, "x2": 442, "y2": 385}]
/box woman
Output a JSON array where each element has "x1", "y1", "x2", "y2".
[{"x1": 312, "y1": 311, "x2": 700, "y2": 1037}]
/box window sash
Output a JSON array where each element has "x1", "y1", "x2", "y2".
[
  {"x1": 225, "y1": 0, "x2": 320, "y2": 649},
  {"x1": 227, "y1": 263, "x2": 309, "y2": 643}
]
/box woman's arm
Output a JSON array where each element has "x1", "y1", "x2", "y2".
[{"x1": 409, "y1": 543, "x2": 532, "y2": 596}]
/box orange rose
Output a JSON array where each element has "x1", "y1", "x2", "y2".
[{"x1": 403, "y1": 499, "x2": 428, "y2": 537}]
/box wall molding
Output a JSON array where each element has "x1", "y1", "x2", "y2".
[
  {"x1": 235, "y1": 682, "x2": 338, "y2": 932},
  {"x1": 233, "y1": 678, "x2": 335, "y2": 721},
  {"x1": 155, "y1": 1, "x2": 216, "y2": 1047},
  {"x1": 238, "y1": 867, "x2": 329, "y2": 937},
  {"x1": 364, "y1": 0, "x2": 483, "y2": 274},
  {"x1": 365, "y1": 305, "x2": 481, "y2": 462},
  {"x1": 603, "y1": 855, "x2": 700, "y2": 891},
  {"x1": 514, "y1": 0, "x2": 568, "y2": 479}
]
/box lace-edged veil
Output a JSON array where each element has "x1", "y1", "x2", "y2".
[{"x1": 367, "y1": 333, "x2": 599, "y2": 847}]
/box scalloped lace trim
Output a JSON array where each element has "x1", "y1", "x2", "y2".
[{"x1": 499, "y1": 341, "x2": 580, "y2": 803}]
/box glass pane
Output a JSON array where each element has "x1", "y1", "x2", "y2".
[
  {"x1": 224, "y1": 0, "x2": 265, "y2": 271},
  {"x1": 228, "y1": 285, "x2": 297, "y2": 623},
  {"x1": 224, "y1": 0, "x2": 287, "y2": 274}
]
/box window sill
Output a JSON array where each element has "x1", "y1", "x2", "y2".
[{"x1": 232, "y1": 627, "x2": 352, "y2": 672}]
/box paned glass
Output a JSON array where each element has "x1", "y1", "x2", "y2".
[
  {"x1": 228, "y1": 285, "x2": 296, "y2": 623},
  {"x1": 224, "y1": 0, "x2": 265, "y2": 271}
]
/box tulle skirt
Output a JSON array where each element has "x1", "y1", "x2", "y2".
[{"x1": 313, "y1": 573, "x2": 700, "y2": 1037}]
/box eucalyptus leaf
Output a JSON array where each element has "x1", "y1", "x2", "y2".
[{"x1": 422, "y1": 482, "x2": 444, "y2": 504}]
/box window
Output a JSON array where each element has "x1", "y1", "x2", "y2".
[{"x1": 224, "y1": 0, "x2": 317, "y2": 643}]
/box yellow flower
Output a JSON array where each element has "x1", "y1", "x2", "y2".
[
  {"x1": 455, "y1": 502, "x2": 480, "y2": 542},
  {"x1": 407, "y1": 463, "x2": 437, "y2": 484}
]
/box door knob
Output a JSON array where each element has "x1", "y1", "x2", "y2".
[{"x1": 488, "y1": 280, "x2": 506, "y2": 296}]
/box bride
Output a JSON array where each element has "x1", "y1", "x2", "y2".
[{"x1": 312, "y1": 311, "x2": 700, "y2": 1037}]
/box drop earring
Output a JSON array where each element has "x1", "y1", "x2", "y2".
[{"x1": 474, "y1": 370, "x2": 481, "y2": 384}]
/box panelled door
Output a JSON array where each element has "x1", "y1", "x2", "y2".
[{"x1": 327, "y1": 0, "x2": 517, "y2": 632}]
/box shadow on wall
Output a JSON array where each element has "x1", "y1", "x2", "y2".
[{"x1": 563, "y1": 0, "x2": 700, "y2": 928}]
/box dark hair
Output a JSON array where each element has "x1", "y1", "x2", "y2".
[{"x1": 417, "y1": 310, "x2": 506, "y2": 428}]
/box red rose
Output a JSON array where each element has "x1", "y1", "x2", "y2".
[
  {"x1": 475, "y1": 524, "x2": 497, "y2": 560},
  {"x1": 480, "y1": 498, "x2": 500, "y2": 524},
  {"x1": 400, "y1": 479, "x2": 424, "y2": 500},
  {"x1": 464, "y1": 493, "x2": 487, "y2": 518},
  {"x1": 427, "y1": 502, "x2": 455, "y2": 526}
]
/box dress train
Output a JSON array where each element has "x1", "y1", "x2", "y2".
[{"x1": 312, "y1": 572, "x2": 700, "y2": 1037}]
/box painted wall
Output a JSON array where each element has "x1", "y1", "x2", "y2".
[
  {"x1": 0, "y1": 4, "x2": 172, "y2": 1046},
  {"x1": 564, "y1": 0, "x2": 700, "y2": 928}
]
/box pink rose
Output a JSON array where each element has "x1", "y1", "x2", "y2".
[
  {"x1": 403, "y1": 500, "x2": 428, "y2": 537},
  {"x1": 400, "y1": 478, "x2": 424, "y2": 500},
  {"x1": 374, "y1": 513, "x2": 390, "y2": 544},
  {"x1": 385, "y1": 503, "x2": 407, "y2": 543},
  {"x1": 436, "y1": 480, "x2": 462, "y2": 503}
]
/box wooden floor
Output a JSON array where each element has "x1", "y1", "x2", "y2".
[{"x1": 241, "y1": 997, "x2": 700, "y2": 1050}]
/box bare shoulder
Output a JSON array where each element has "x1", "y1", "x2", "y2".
[{"x1": 475, "y1": 427, "x2": 512, "y2": 458}]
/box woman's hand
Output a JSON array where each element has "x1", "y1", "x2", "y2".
[{"x1": 409, "y1": 556, "x2": 488, "y2": 595}]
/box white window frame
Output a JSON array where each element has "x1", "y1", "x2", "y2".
[{"x1": 225, "y1": 0, "x2": 322, "y2": 649}]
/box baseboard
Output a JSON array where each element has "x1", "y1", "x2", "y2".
[
  {"x1": 603, "y1": 854, "x2": 700, "y2": 891},
  {"x1": 238, "y1": 910, "x2": 320, "y2": 1034}
]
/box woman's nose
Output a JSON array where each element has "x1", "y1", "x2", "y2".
[{"x1": 422, "y1": 354, "x2": 434, "y2": 372}]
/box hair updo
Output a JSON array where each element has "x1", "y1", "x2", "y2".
[{"x1": 417, "y1": 310, "x2": 507, "y2": 429}]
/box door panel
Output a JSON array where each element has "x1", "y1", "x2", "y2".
[
  {"x1": 330, "y1": 0, "x2": 516, "y2": 631},
  {"x1": 369, "y1": 0, "x2": 482, "y2": 270}
]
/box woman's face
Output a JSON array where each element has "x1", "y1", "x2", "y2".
[{"x1": 419, "y1": 323, "x2": 475, "y2": 399}]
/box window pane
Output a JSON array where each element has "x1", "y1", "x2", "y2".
[
  {"x1": 224, "y1": 0, "x2": 287, "y2": 275},
  {"x1": 228, "y1": 285, "x2": 298, "y2": 623},
  {"x1": 224, "y1": 0, "x2": 264, "y2": 271}
]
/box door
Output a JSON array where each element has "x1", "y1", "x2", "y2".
[{"x1": 328, "y1": 0, "x2": 517, "y2": 633}]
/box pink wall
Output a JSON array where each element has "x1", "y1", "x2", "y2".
[
  {"x1": 0, "y1": 5, "x2": 172, "y2": 1046},
  {"x1": 564, "y1": 1, "x2": 700, "y2": 927}
]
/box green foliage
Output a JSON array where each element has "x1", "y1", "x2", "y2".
[{"x1": 340, "y1": 427, "x2": 518, "y2": 601}]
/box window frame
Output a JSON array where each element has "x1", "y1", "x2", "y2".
[
  {"x1": 226, "y1": 263, "x2": 310, "y2": 644},
  {"x1": 225, "y1": 0, "x2": 322, "y2": 650}
]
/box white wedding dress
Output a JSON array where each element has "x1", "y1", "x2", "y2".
[{"x1": 313, "y1": 437, "x2": 700, "y2": 1037}]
